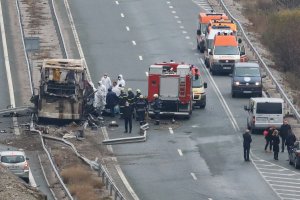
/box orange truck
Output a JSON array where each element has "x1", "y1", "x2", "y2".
[
  {"x1": 196, "y1": 12, "x2": 228, "y2": 53},
  {"x1": 207, "y1": 19, "x2": 237, "y2": 34},
  {"x1": 209, "y1": 33, "x2": 246, "y2": 75}
]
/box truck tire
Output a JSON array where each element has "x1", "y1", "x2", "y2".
[{"x1": 200, "y1": 102, "x2": 206, "y2": 109}]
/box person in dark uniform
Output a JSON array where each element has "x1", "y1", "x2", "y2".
[
  {"x1": 243, "y1": 129, "x2": 252, "y2": 161},
  {"x1": 135, "y1": 95, "x2": 148, "y2": 125},
  {"x1": 151, "y1": 94, "x2": 162, "y2": 125},
  {"x1": 118, "y1": 88, "x2": 128, "y2": 119},
  {"x1": 272, "y1": 130, "x2": 280, "y2": 160},
  {"x1": 123, "y1": 101, "x2": 133, "y2": 133},
  {"x1": 265, "y1": 126, "x2": 275, "y2": 152},
  {"x1": 279, "y1": 119, "x2": 291, "y2": 152},
  {"x1": 286, "y1": 129, "x2": 297, "y2": 156},
  {"x1": 106, "y1": 88, "x2": 119, "y2": 117}
]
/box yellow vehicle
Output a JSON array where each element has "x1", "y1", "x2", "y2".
[{"x1": 191, "y1": 66, "x2": 207, "y2": 108}]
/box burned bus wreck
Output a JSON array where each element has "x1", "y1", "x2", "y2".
[{"x1": 31, "y1": 59, "x2": 94, "y2": 121}]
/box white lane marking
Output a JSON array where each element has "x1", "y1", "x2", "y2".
[
  {"x1": 198, "y1": 58, "x2": 239, "y2": 131},
  {"x1": 115, "y1": 1, "x2": 119, "y2": 5},
  {"x1": 126, "y1": 26, "x2": 130, "y2": 31},
  {"x1": 256, "y1": 163, "x2": 275, "y2": 167},
  {"x1": 177, "y1": 149, "x2": 183, "y2": 156},
  {"x1": 132, "y1": 40, "x2": 136, "y2": 45},
  {"x1": 0, "y1": 1, "x2": 20, "y2": 135},
  {"x1": 179, "y1": 25, "x2": 184, "y2": 29},
  {"x1": 169, "y1": 127, "x2": 174, "y2": 134},
  {"x1": 190, "y1": 172, "x2": 197, "y2": 180},
  {"x1": 208, "y1": 198, "x2": 213, "y2": 200},
  {"x1": 145, "y1": 72, "x2": 148, "y2": 77},
  {"x1": 174, "y1": 16, "x2": 179, "y2": 19},
  {"x1": 166, "y1": 1, "x2": 171, "y2": 4},
  {"x1": 271, "y1": 184, "x2": 300, "y2": 189},
  {"x1": 169, "y1": 5, "x2": 173, "y2": 8},
  {"x1": 177, "y1": 20, "x2": 182, "y2": 24},
  {"x1": 172, "y1": 11, "x2": 176, "y2": 14},
  {"x1": 29, "y1": 169, "x2": 37, "y2": 187},
  {"x1": 182, "y1": 30, "x2": 187, "y2": 34},
  {"x1": 276, "y1": 189, "x2": 300, "y2": 193},
  {"x1": 102, "y1": 127, "x2": 140, "y2": 200},
  {"x1": 278, "y1": 193, "x2": 300, "y2": 197},
  {"x1": 258, "y1": 168, "x2": 288, "y2": 172},
  {"x1": 265, "y1": 176, "x2": 300, "y2": 181},
  {"x1": 139, "y1": 56, "x2": 143, "y2": 61},
  {"x1": 269, "y1": 180, "x2": 300, "y2": 185},
  {"x1": 121, "y1": 13, "x2": 125, "y2": 18},
  {"x1": 185, "y1": 36, "x2": 190, "y2": 39},
  {"x1": 261, "y1": 172, "x2": 295, "y2": 176}
]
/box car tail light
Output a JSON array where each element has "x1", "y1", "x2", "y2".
[{"x1": 23, "y1": 161, "x2": 29, "y2": 170}]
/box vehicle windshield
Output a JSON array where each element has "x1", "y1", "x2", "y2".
[
  {"x1": 256, "y1": 103, "x2": 282, "y2": 114},
  {"x1": 1, "y1": 155, "x2": 25, "y2": 163},
  {"x1": 235, "y1": 67, "x2": 260, "y2": 77},
  {"x1": 214, "y1": 46, "x2": 240, "y2": 55},
  {"x1": 192, "y1": 75, "x2": 203, "y2": 87}
]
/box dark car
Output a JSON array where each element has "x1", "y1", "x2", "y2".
[
  {"x1": 289, "y1": 141, "x2": 300, "y2": 169},
  {"x1": 231, "y1": 62, "x2": 266, "y2": 98}
]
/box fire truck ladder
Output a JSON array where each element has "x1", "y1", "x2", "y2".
[{"x1": 179, "y1": 77, "x2": 186, "y2": 97}]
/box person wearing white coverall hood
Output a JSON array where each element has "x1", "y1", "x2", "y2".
[
  {"x1": 117, "y1": 74, "x2": 126, "y2": 88},
  {"x1": 101, "y1": 73, "x2": 112, "y2": 93},
  {"x1": 93, "y1": 81, "x2": 107, "y2": 114}
]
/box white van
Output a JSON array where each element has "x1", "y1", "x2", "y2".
[{"x1": 244, "y1": 97, "x2": 284, "y2": 133}]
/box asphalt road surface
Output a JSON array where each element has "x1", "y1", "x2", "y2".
[
  {"x1": 0, "y1": 1, "x2": 54, "y2": 199},
  {"x1": 63, "y1": 0, "x2": 300, "y2": 199}
]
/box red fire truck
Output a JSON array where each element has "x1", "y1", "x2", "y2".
[{"x1": 147, "y1": 62, "x2": 193, "y2": 118}]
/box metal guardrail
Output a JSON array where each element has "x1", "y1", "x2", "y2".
[
  {"x1": 42, "y1": 134, "x2": 126, "y2": 200},
  {"x1": 30, "y1": 126, "x2": 74, "y2": 200},
  {"x1": 216, "y1": 0, "x2": 300, "y2": 122}
]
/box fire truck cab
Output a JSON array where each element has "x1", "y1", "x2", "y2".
[{"x1": 147, "y1": 62, "x2": 193, "y2": 118}]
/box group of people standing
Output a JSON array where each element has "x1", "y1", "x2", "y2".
[
  {"x1": 243, "y1": 119, "x2": 297, "y2": 162},
  {"x1": 93, "y1": 73, "x2": 150, "y2": 133}
]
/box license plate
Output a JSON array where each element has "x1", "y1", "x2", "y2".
[
  {"x1": 243, "y1": 91, "x2": 252, "y2": 94},
  {"x1": 223, "y1": 67, "x2": 231, "y2": 69}
]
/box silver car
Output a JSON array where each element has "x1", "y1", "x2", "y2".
[{"x1": 0, "y1": 150, "x2": 30, "y2": 182}]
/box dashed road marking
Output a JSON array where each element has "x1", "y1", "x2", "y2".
[
  {"x1": 177, "y1": 20, "x2": 182, "y2": 24},
  {"x1": 172, "y1": 11, "x2": 176, "y2": 14},
  {"x1": 166, "y1": 1, "x2": 171, "y2": 4},
  {"x1": 115, "y1": 1, "x2": 119, "y2": 5},
  {"x1": 177, "y1": 149, "x2": 183, "y2": 156},
  {"x1": 182, "y1": 30, "x2": 187, "y2": 34},
  {"x1": 169, "y1": 5, "x2": 173, "y2": 8},
  {"x1": 121, "y1": 13, "x2": 125, "y2": 18},
  {"x1": 139, "y1": 56, "x2": 143, "y2": 61},
  {"x1": 169, "y1": 127, "x2": 174, "y2": 134},
  {"x1": 174, "y1": 16, "x2": 179, "y2": 19},
  {"x1": 185, "y1": 36, "x2": 190, "y2": 39},
  {"x1": 179, "y1": 25, "x2": 184, "y2": 29},
  {"x1": 132, "y1": 40, "x2": 136, "y2": 45},
  {"x1": 126, "y1": 26, "x2": 130, "y2": 31},
  {"x1": 190, "y1": 172, "x2": 197, "y2": 180}
]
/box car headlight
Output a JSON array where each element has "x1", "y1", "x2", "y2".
[
  {"x1": 234, "y1": 81, "x2": 240, "y2": 86},
  {"x1": 255, "y1": 82, "x2": 260, "y2": 86}
]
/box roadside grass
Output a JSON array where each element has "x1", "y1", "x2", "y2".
[{"x1": 61, "y1": 165, "x2": 108, "y2": 200}]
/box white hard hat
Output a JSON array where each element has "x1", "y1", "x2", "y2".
[
  {"x1": 153, "y1": 94, "x2": 158, "y2": 98},
  {"x1": 139, "y1": 95, "x2": 144, "y2": 99},
  {"x1": 136, "y1": 89, "x2": 141, "y2": 93},
  {"x1": 128, "y1": 88, "x2": 132, "y2": 91}
]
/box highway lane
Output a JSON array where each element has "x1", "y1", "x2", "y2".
[
  {"x1": 0, "y1": 1, "x2": 54, "y2": 199},
  {"x1": 67, "y1": 0, "x2": 282, "y2": 200}
]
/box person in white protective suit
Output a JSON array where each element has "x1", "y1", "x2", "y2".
[
  {"x1": 93, "y1": 81, "x2": 107, "y2": 114},
  {"x1": 117, "y1": 74, "x2": 126, "y2": 88},
  {"x1": 101, "y1": 73, "x2": 112, "y2": 93}
]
